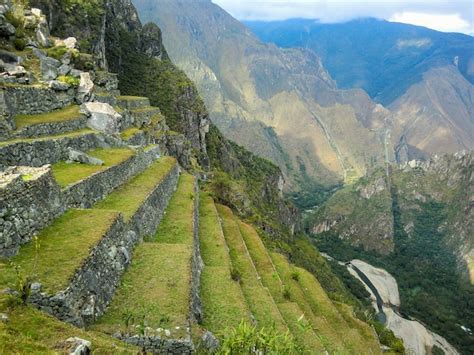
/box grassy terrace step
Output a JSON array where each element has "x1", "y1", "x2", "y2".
[
  {"x1": 270, "y1": 253, "x2": 349, "y2": 353},
  {"x1": 0, "y1": 129, "x2": 95, "y2": 147},
  {"x1": 216, "y1": 205, "x2": 288, "y2": 333},
  {"x1": 52, "y1": 147, "x2": 135, "y2": 188},
  {"x1": 271, "y1": 253, "x2": 381, "y2": 354},
  {"x1": 94, "y1": 156, "x2": 176, "y2": 220},
  {"x1": 94, "y1": 174, "x2": 196, "y2": 339},
  {"x1": 232, "y1": 219, "x2": 327, "y2": 353},
  {"x1": 0, "y1": 209, "x2": 119, "y2": 295},
  {"x1": 0, "y1": 305, "x2": 137, "y2": 354},
  {"x1": 13, "y1": 105, "x2": 84, "y2": 130},
  {"x1": 198, "y1": 194, "x2": 250, "y2": 333},
  {"x1": 117, "y1": 96, "x2": 151, "y2": 110}
]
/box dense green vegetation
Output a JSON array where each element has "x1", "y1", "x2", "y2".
[{"x1": 314, "y1": 198, "x2": 474, "y2": 354}]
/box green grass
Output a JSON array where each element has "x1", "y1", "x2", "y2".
[
  {"x1": 216, "y1": 205, "x2": 288, "y2": 333},
  {"x1": 198, "y1": 194, "x2": 250, "y2": 333},
  {"x1": 117, "y1": 95, "x2": 148, "y2": 101},
  {"x1": 94, "y1": 157, "x2": 176, "y2": 220},
  {"x1": 153, "y1": 173, "x2": 195, "y2": 244},
  {"x1": 131, "y1": 106, "x2": 159, "y2": 113},
  {"x1": 94, "y1": 174, "x2": 196, "y2": 338},
  {"x1": 93, "y1": 243, "x2": 192, "y2": 338},
  {"x1": 0, "y1": 304, "x2": 137, "y2": 354},
  {"x1": 270, "y1": 253, "x2": 347, "y2": 353},
  {"x1": 277, "y1": 302, "x2": 326, "y2": 354},
  {"x1": 0, "y1": 210, "x2": 119, "y2": 294},
  {"x1": 119, "y1": 128, "x2": 141, "y2": 140},
  {"x1": 0, "y1": 129, "x2": 95, "y2": 147},
  {"x1": 238, "y1": 222, "x2": 286, "y2": 302},
  {"x1": 14, "y1": 105, "x2": 83, "y2": 130},
  {"x1": 52, "y1": 148, "x2": 135, "y2": 187}
]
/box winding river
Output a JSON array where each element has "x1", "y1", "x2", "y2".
[{"x1": 322, "y1": 254, "x2": 459, "y2": 354}]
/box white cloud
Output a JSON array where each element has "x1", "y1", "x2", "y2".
[
  {"x1": 212, "y1": 0, "x2": 474, "y2": 35},
  {"x1": 390, "y1": 12, "x2": 473, "y2": 34}
]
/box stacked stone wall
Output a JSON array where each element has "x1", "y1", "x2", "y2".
[
  {"x1": 190, "y1": 179, "x2": 203, "y2": 324},
  {"x1": 0, "y1": 166, "x2": 65, "y2": 256},
  {"x1": 0, "y1": 132, "x2": 104, "y2": 169},
  {"x1": 64, "y1": 146, "x2": 161, "y2": 208},
  {"x1": 28, "y1": 161, "x2": 180, "y2": 327}
]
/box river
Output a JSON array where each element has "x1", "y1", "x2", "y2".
[{"x1": 321, "y1": 254, "x2": 459, "y2": 354}]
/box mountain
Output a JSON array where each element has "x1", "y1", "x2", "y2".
[
  {"x1": 245, "y1": 18, "x2": 474, "y2": 105},
  {"x1": 309, "y1": 151, "x2": 474, "y2": 353},
  {"x1": 132, "y1": 0, "x2": 391, "y2": 202},
  {"x1": 246, "y1": 18, "x2": 474, "y2": 161},
  {"x1": 0, "y1": 0, "x2": 393, "y2": 353}
]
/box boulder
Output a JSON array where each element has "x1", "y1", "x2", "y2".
[
  {"x1": 0, "y1": 5, "x2": 9, "y2": 16},
  {"x1": 76, "y1": 72, "x2": 94, "y2": 103},
  {"x1": 63, "y1": 337, "x2": 91, "y2": 355},
  {"x1": 31, "y1": 8, "x2": 42, "y2": 17},
  {"x1": 81, "y1": 102, "x2": 121, "y2": 135},
  {"x1": 40, "y1": 56, "x2": 60, "y2": 81},
  {"x1": 58, "y1": 64, "x2": 71, "y2": 76},
  {"x1": 201, "y1": 331, "x2": 220, "y2": 352},
  {"x1": 49, "y1": 80, "x2": 69, "y2": 91},
  {"x1": 69, "y1": 69, "x2": 82, "y2": 78},
  {"x1": 67, "y1": 147, "x2": 104, "y2": 166},
  {"x1": 63, "y1": 37, "x2": 77, "y2": 50},
  {"x1": 0, "y1": 313, "x2": 8, "y2": 323},
  {"x1": 36, "y1": 17, "x2": 50, "y2": 47},
  {"x1": 0, "y1": 15, "x2": 15, "y2": 37},
  {"x1": 7, "y1": 65, "x2": 27, "y2": 77}
]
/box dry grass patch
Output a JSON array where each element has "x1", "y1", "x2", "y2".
[{"x1": 120, "y1": 128, "x2": 141, "y2": 141}]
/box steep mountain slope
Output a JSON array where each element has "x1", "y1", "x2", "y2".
[
  {"x1": 0, "y1": 0, "x2": 389, "y2": 352},
  {"x1": 309, "y1": 151, "x2": 474, "y2": 353},
  {"x1": 246, "y1": 18, "x2": 474, "y2": 104},
  {"x1": 133, "y1": 0, "x2": 388, "y2": 200},
  {"x1": 246, "y1": 18, "x2": 474, "y2": 160}
]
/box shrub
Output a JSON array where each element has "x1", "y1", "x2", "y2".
[
  {"x1": 282, "y1": 285, "x2": 291, "y2": 300},
  {"x1": 46, "y1": 46, "x2": 68, "y2": 60},
  {"x1": 218, "y1": 321, "x2": 300, "y2": 354},
  {"x1": 13, "y1": 38, "x2": 27, "y2": 51},
  {"x1": 230, "y1": 267, "x2": 241, "y2": 283},
  {"x1": 57, "y1": 75, "x2": 80, "y2": 87},
  {"x1": 290, "y1": 270, "x2": 300, "y2": 281}
]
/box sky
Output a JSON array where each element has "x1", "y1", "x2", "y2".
[{"x1": 212, "y1": 0, "x2": 474, "y2": 35}]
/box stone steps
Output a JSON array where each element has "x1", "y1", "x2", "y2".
[
  {"x1": 198, "y1": 193, "x2": 252, "y2": 333},
  {"x1": 93, "y1": 174, "x2": 196, "y2": 354},
  {"x1": 215, "y1": 204, "x2": 290, "y2": 334},
  {"x1": 117, "y1": 96, "x2": 151, "y2": 110},
  {"x1": 0, "y1": 156, "x2": 179, "y2": 327},
  {"x1": 0, "y1": 129, "x2": 107, "y2": 169}
]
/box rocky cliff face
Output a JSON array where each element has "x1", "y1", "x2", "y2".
[
  {"x1": 133, "y1": 0, "x2": 387, "y2": 200},
  {"x1": 310, "y1": 151, "x2": 474, "y2": 282}
]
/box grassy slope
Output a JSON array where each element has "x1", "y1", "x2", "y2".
[
  {"x1": 14, "y1": 105, "x2": 83, "y2": 129},
  {"x1": 215, "y1": 204, "x2": 289, "y2": 334},
  {"x1": 95, "y1": 156, "x2": 176, "y2": 219},
  {"x1": 52, "y1": 147, "x2": 135, "y2": 187},
  {"x1": 0, "y1": 209, "x2": 119, "y2": 294},
  {"x1": 94, "y1": 174, "x2": 195, "y2": 338},
  {"x1": 0, "y1": 304, "x2": 137, "y2": 354},
  {"x1": 198, "y1": 193, "x2": 251, "y2": 333}
]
